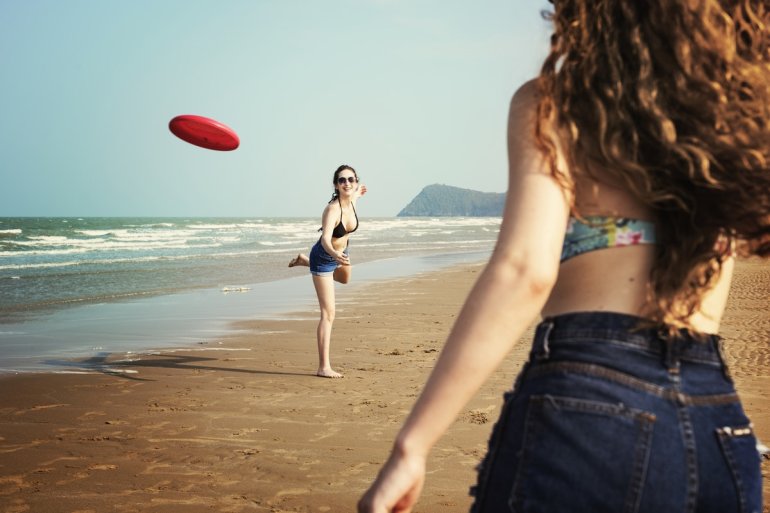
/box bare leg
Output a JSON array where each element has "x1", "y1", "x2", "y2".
[
  {"x1": 333, "y1": 264, "x2": 351, "y2": 284},
  {"x1": 288, "y1": 253, "x2": 309, "y2": 267},
  {"x1": 311, "y1": 274, "x2": 343, "y2": 378}
]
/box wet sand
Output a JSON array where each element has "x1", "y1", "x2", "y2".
[{"x1": 0, "y1": 259, "x2": 767, "y2": 512}]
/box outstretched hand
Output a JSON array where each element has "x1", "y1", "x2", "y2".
[
  {"x1": 355, "y1": 184, "x2": 368, "y2": 200},
  {"x1": 358, "y1": 450, "x2": 426, "y2": 513}
]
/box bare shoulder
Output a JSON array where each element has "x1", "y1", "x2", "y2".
[
  {"x1": 324, "y1": 199, "x2": 337, "y2": 210},
  {"x1": 507, "y1": 78, "x2": 570, "y2": 183},
  {"x1": 323, "y1": 200, "x2": 341, "y2": 217},
  {"x1": 509, "y1": 79, "x2": 540, "y2": 121},
  {"x1": 512, "y1": 78, "x2": 540, "y2": 103},
  {"x1": 506, "y1": 80, "x2": 546, "y2": 173}
]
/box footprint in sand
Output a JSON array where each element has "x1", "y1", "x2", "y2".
[
  {"x1": 0, "y1": 475, "x2": 31, "y2": 495},
  {"x1": 235, "y1": 448, "x2": 261, "y2": 456},
  {"x1": 88, "y1": 464, "x2": 117, "y2": 471},
  {"x1": 340, "y1": 462, "x2": 370, "y2": 476},
  {"x1": 77, "y1": 410, "x2": 107, "y2": 420},
  {"x1": 308, "y1": 426, "x2": 340, "y2": 442},
  {"x1": 3, "y1": 498, "x2": 30, "y2": 513},
  {"x1": 13, "y1": 403, "x2": 69, "y2": 416},
  {"x1": 273, "y1": 487, "x2": 311, "y2": 499},
  {"x1": 298, "y1": 458, "x2": 321, "y2": 471}
]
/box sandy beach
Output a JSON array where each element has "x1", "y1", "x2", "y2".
[{"x1": 0, "y1": 259, "x2": 768, "y2": 513}]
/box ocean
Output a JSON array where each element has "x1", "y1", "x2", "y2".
[{"x1": 0, "y1": 217, "x2": 500, "y2": 373}]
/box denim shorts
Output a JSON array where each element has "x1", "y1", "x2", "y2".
[
  {"x1": 308, "y1": 239, "x2": 348, "y2": 276},
  {"x1": 470, "y1": 311, "x2": 762, "y2": 513}
]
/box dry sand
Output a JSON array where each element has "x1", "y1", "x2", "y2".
[{"x1": 0, "y1": 259, "x2": 767, "y2": 513}]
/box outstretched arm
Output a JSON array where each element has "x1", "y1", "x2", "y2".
[{"x1": 358, "y1": 81, "x2": 570, "y2": 513}]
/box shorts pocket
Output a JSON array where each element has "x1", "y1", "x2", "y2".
[
  {"x1": 509, "y1": 395, "x2": 655, "y2": 513},
  {"x1": 716, "y1": 424, "x2": 762, "y2": 513},
  {"x1": 470, "y1": 390, "x2": 517, "y2": 509}
]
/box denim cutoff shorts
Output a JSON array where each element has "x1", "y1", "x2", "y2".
[
  {"x1": 470, "y1": 311, "x2": 762, "y2": 513},
  {"x1": 309, "y1": 239, "x2": 348, "y2": 276}
]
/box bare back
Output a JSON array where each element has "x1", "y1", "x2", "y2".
[
  {"x1": 541, "y1": 147, "x2": 734, "y2": 334},
  {"x1": 506, "y1": 78, "x2": 735, "y2": 334}
]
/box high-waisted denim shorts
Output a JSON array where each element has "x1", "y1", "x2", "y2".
[
  {"x1": 470, "y1": 311, "x2": 762, "y2": 513},
  {"x1": 308, "y1": 239, "x2": 348, "y2": 276}
]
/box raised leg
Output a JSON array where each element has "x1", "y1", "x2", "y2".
[
  {"x1": 333, "y1": 264, "x2": 351, "y2": 284},
  {"x1": 288, "y1": 253, "x2": 309, "y2": 267}
]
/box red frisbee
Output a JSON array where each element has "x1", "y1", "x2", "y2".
[{"x1": 169, "y1": 114, "x2": 240, "y2": 151}]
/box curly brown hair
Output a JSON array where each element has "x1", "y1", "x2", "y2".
[{"x1": 535, "y1": 0, "x2": 770, "y2": 330}]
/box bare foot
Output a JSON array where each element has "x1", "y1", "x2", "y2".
[
  {"x1": 288, "y1": 254, "x2": 308, "y2": 267},
  {"x1": 317, "y1": 368, "x2": 343, "y2": 378}
]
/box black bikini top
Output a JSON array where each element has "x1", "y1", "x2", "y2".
[{"x1": 331, "y1": 198, "x2": 358, "y2": 239}]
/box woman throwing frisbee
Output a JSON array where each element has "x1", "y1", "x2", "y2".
[{"x1": 289, "y1": 165, "x2": 367, "y2": 378}]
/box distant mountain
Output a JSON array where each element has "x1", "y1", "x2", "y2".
[{"x1": 397, "y1": 184, "x2": 505, "y2": 217}]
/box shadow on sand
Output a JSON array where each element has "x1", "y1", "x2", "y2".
[{"x1": 43, "y1": 352, "x2": 315, "y2": 381}]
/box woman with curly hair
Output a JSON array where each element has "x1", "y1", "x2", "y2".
[{"x1": 360, "y1": 1, "x2": 769, "y2": 511}]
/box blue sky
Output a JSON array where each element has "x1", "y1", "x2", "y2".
[{"x1": 1, "y1": 1, "x2": 551, "y2": 217}]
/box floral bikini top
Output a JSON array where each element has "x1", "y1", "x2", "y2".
[{"x1": 561, "y1": 216, "x2": 656, "y2": 262}]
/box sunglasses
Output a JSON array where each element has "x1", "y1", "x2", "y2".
[{"x1": 337, "y1": 176, "x2": 358, "y2": 185}]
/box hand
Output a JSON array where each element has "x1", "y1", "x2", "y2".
[
  {"x1": 335, "y1": 251, "x2": 350, "y2": 266},
  {"x1": 355, "y1": 184, "x2": 368, "y2": 199},
  {"x1": 358, "y1": 450, "x2": 426, "y2": 513}
]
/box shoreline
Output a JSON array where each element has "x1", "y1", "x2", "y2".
[
  {"x1": 0, "y1": 216, "x2": 502, "y2": 326},
  {"x1": 0, "y1": 249, "x2": 490, "y2": 374},
  {"x1": 0, "y1": 259, "x2": 767, "y2": 512}
]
